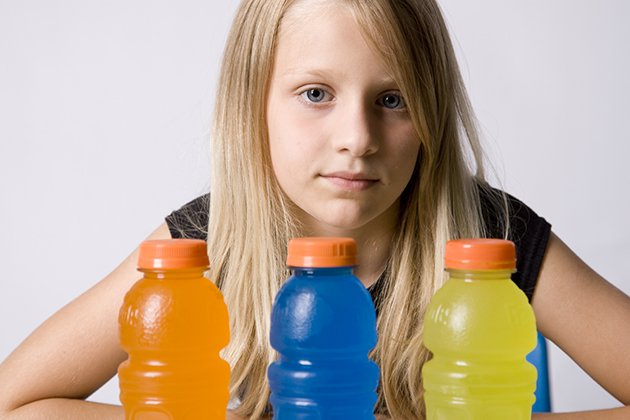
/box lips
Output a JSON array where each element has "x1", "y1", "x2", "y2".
[{"x1": 320, "y1": 171, "x2": 379, "y2": 192}]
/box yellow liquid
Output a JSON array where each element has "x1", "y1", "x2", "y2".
[{"x1": 422, "y1": 270, "x2": 537, "y2": 420}]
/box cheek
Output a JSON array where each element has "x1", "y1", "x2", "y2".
[
  {"x1": 393, "y1": 151, "x2": 419, "y2": 193},
  {"x1": 268, "y1": 109, "x2": 325, "y2": 174},
  {"x1": 403, "y1": 140, "x2": 421, "y2": 170},
  {"x1": 267, "y1": 113, "x2": 312, "y2": 190},
  {"x1": 268, "y1": 100, "x2": 293, "y2": 175},
  {"x1": 389, "y1": 125, "x2": 421, "y2": 176},
  {"x1": 268, "y1": 132, "x2": 292, "y2": 183}
]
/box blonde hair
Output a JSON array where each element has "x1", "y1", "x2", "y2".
[{"x1": 207, "y1": 0, "x2": 505, "y2": 418}]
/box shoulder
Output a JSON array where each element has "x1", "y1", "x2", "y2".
[
  {"x1": 164, "y1": 194, "x2": 210, "y2": 241},
  {"x1": 478, "y1": 185, "x2": 552, "y2": 300}
]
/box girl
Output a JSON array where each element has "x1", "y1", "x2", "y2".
[{"x1": 1, "y1": 0, "x2": 629, "y2": 419}]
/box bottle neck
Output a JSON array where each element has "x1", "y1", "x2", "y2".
[
  {"x1": 446, "y1": 267, "x2": 515, "y2": 280},
  {"x1": 139, "y1": 267, "x2": 207, "y2": 280},
  {"x1": 291, "y1": 266, "x2": 355, "y2": 277}
]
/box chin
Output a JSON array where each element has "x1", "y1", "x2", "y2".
[
  {"x1": 310, "y1": 205, "x2": 380, "y2": 232},
  {"x1": 319, "y1": 216, "x2": 369, "y2": 231},
  {"x1": 293, "y1": 195, "x2": 397, "y2": 234}
]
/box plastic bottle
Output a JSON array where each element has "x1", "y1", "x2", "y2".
[
  {"x1": 268, "y1": 237, "x2": 380, "y2": 420},
  {"x1": 118, "y1": 239, "x2": 230, "y2": 420},
  {"x1": 422, "y1": 239, "x2": 537, "y2": 420}
]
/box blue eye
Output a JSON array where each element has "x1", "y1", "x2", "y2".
[
  {"x1": 379, "y1": 93, "x2": 406, "y2": 109},
  {"x1": 303, "y1": 88, "x2": 326, "y2": 103}
]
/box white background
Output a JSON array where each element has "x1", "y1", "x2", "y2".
[{"x1": 1, "y1": 0, "x2": 628, "y2": 413}]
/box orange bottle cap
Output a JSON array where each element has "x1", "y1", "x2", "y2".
[
  {"x1": 444, "y1": 239, "x2": 516, "y2": 270},
  {"x1": 137, "y1": 239, "x2": 209, "y2": 269},
  {"x1": 286, "y1": 237, "x2": 358, "y2": 268}
]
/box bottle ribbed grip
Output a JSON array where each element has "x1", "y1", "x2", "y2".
[
  {"x1": 286, "y1": 237, "x2": 358, "y2": 268},
  {"x1": 137, "y1": 239, "x2": 209, "y2": 269},
  {"x1": 445, "y1": 239, "x2": 516, "y2": 270}
]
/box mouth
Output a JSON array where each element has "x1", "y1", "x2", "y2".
[{"x1": 320, "y1": 171, "x2": 379, "y2": 192}]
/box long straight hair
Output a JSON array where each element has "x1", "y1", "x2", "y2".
[{"x1": 207, "y1": 0, "x2": 505, "y2": 418}]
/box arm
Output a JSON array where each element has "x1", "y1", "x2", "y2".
[
  {"x1": 530, "y1": 231, "x2": 630, "y2": 418},
  {"x1": 0, "y1": 223, "x2": 172, "y2": 420}
]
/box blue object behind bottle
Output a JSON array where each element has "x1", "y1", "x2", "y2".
[
  {"x1": 268, "y1": 238, "x2": 380, "y2": 420},
  {"x1": 527, "y1": 331, "x2": 551, "y2": 413}
]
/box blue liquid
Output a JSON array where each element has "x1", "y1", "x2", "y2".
[{"x1": 268, "y1": 267, "x2": 380, "y2": 420}]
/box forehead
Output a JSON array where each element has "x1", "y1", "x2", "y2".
[
  {"x1": 280, "y1": 0, "x2": 339, "y2": 31},
  {"x1": 275, "y1": 2, "x2": 392, "y2": 79}
]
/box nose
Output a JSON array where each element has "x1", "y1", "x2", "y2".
[{"x1": 332, "y1": 100, "x2": 379, "y2": 157}]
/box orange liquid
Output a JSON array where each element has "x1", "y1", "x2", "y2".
[{"x1": 118, "y1": 268, "x2": 230, "y2": 420}]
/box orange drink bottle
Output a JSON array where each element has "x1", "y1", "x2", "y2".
[
  {"x1": 118, "y1": 239, "x2": 230, "y2": 420},
  {"x1": 422, "y1": 239, "x2": 537, "y2": 420}
]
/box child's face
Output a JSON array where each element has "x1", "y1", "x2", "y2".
[{"x1": 266, "y1": 3, "x2": 420, "y2": 234}]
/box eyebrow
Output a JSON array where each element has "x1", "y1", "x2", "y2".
[
  {"x1": 281, "y1": 67, "x2": 397, "y2": 86},
  {"x1": 282, "y1": 67, "x2": 341, "y2": 78}
]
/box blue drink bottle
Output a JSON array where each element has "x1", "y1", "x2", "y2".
[{"x1": 268, "y1": 237, "x2": 380, "y2": 419}]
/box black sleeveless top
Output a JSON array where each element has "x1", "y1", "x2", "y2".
[{"x1": 165, "y1": 188, "x2": 551, "y2": 303}]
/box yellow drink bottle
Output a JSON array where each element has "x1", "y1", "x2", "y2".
[
  {"x1": 118, "y1": 239, "x2": 230, "y2": 420},
  {"x1": 422, "y1": 239, "x2": 537, "y2": 420}
]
